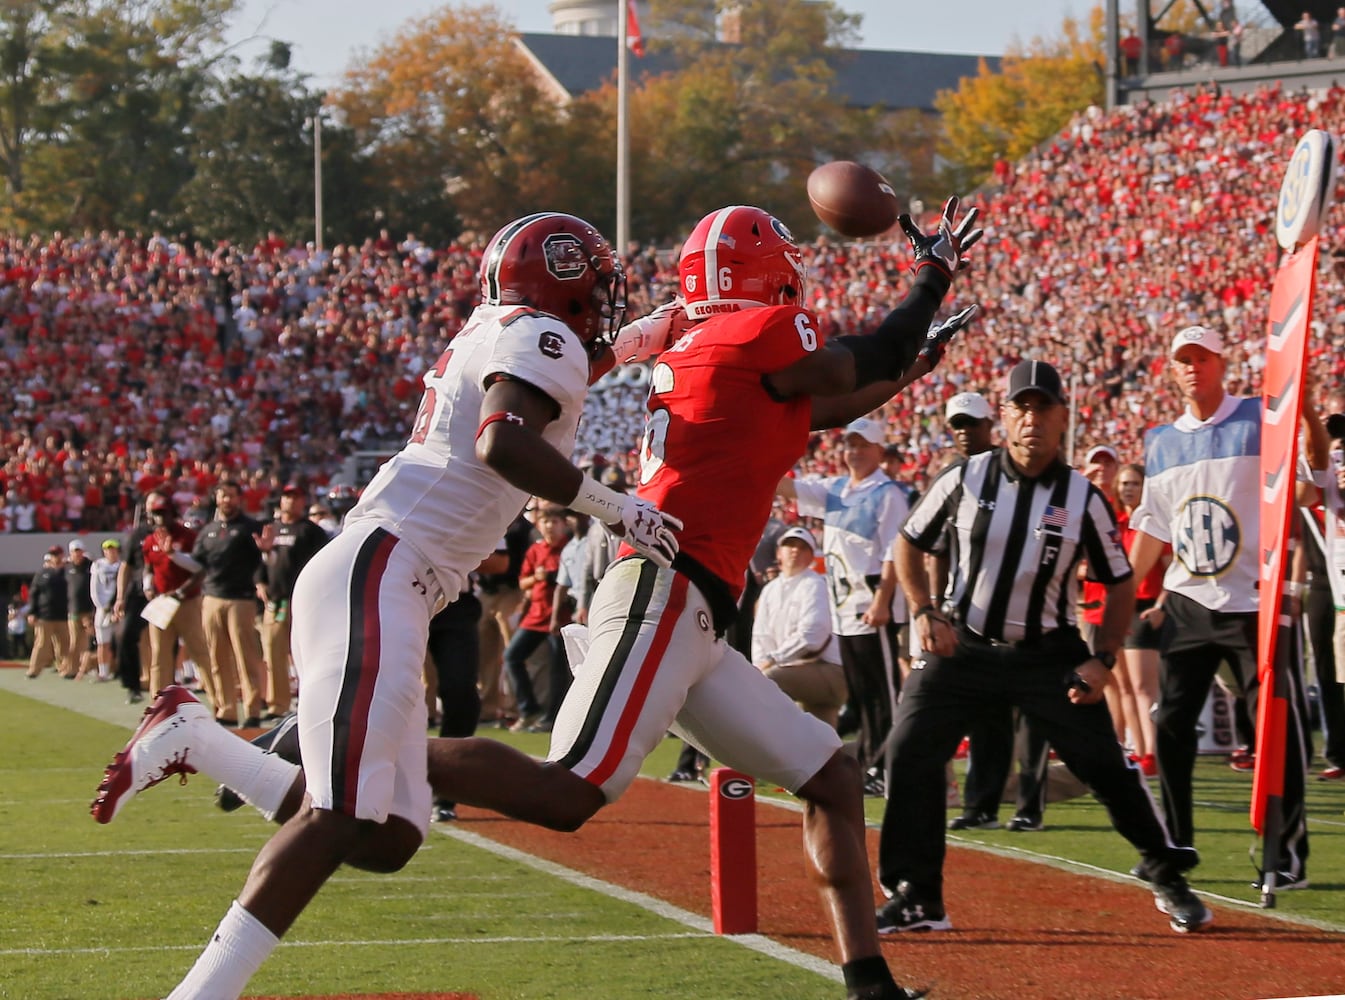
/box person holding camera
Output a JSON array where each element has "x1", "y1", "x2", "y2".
[
  {"x1": 875, "y1": 360, "x2": 1210, "y2": 935},
  {"x1": 502, "y1": 504, "x2": 572, "y2": 732}
]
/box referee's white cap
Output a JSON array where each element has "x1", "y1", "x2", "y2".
[{"x1": 1170, "y1": 325, "x2": 1225, "y2": 357}]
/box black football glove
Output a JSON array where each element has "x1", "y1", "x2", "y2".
[
  {"x1": 899, "y1": 197, "x2": 983, "y2": 278},
  {"x1": 917, "y1": 304, "x2": 979, "y2": 371}
]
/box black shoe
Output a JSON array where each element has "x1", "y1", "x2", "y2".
[
  {"x1": 863, "y1": 767, "x2": 886, "y2": 797},
  {"x1": 1132, "y1": 846, "x2": 1200, "y2": 883},
  {"x1": 215, "y1": 712, "x2": 301, "y2": 812},
  {"x1": 666, "y1": 769, "x2": 701, "y2": 783},
  {"x1": 1005, "y1": 814, "x2": 1044, "y2": 832},
  {"x1": 126, "y1": 690, "x2": 143, "y2": 704},
  {"x1": 433, "y1": 802, "x2": 458, "y2": 822},
  {"x1": 242, "y1": 716, "x2": 262, "y2": 728},
  {"x1": 876, "y1": 882, "x2": 952, "y2": 933},
  {"x1": 1152, "y1": 873, "x2": 1212, "y2": 932},
  {"x1": 847, "y1": 984, "x2": 929, "y2": 1000},
  {"x1": 948, "y1": 810, "x2": 999, "y2": 831},
  {"x1": 1251, "y1": 869, "x2": 1309, "y2": 891}
]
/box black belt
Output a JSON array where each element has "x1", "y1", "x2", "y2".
[{"x1": 956, "y1": 625, "x2": 1076, "y2": 651}]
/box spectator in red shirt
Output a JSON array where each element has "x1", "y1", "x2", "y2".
[
  {"x1": 501, "y1": 505, "x2": 571, "y2": 733},
  {"x1": 141, "y1": 493, "x2": 215, "y2": 714}
]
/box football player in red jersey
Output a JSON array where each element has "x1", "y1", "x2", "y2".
[{"x1": 422, "y1": 199, "x2": 982, "y2": 1000}]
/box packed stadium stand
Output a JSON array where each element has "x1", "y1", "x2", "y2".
[{"x1": 2, "y1": 80, "x2": 1343, "y2": 539}]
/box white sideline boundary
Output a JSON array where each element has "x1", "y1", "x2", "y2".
[
  {"x1": 438, "y1": 825, "x2": 845, "y2": 986},
  {"x1": 1, "y1": 931, "x2": 712, "y2": 958}
]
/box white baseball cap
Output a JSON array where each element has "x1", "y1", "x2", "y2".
[
  {"x1": 945, "y1": 392, "x2": 993, "y2": 422},
  {"x1": 777, "y1": 526, "x2": 819, "y2": 554},
  {"x1": 1170, "y1": 325, "x2": 1225, "y2": 357},
  {"x1": 1084, "y1": 445, "x2": 1118, "y2": 464},
  {"x1": 68, "y1": 539, "x2": 85, "y2": 554},
  {"x1": 843, "y1": 417, "x2": 885, "y2": 446}
]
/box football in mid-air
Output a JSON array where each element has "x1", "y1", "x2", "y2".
[{"x1": 806, "y1": 160, "x2": 899, "y2": 238}]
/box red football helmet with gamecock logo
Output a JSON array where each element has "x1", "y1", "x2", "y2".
[
  {"x1": 678, "y1": 206, "x2": 806, "y2": 320},
  {"x1": 479, "y1": 213, "x2": 626, "y2": 345}
]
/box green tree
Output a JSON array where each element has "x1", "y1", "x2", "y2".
[
  {"x1": 0, "y1": 1, "x2": 62, "y2": 213},
  {"x1": 173, "y1": 69, "x2": 326, "y2": 245},
  {"x1": 934, "y1": 6, "x2": 1105, "y2": 190},
  {"x1": 4, "y1": 0, "x2": 239, "y2": 230}
]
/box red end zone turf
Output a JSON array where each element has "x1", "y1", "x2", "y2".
[{"x1": 455, "y1": 779, "x2": 1345, "y2": 1000}]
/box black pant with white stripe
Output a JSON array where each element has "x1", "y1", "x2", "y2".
[
  {"x1": 839, "y1": 627, "x2": 899, "y2": 772},
  {"x1": 1155, "y1": 592, "x2": 1310, "y2": 876},
  {"x1": 878, "y1": 628, "x2": 1179, "y2": 901}
]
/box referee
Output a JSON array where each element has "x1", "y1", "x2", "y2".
[{"x1": 875, "y1": 360, "x2": 1210, "y2": 935}]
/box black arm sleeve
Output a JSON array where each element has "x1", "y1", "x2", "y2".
[{"x1": 828, "y1": 265, "x2": 951, "y2": 388}]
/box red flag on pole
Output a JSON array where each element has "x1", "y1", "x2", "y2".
[
  {"x1": 627, "y1": 0, "x2": 646, "y2": 57},
  {"x1": 1251, "y1": 235, "x2": 1317, "y2": 834}
]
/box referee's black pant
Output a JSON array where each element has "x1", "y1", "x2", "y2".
[
  {"x1": 1155, "y1": 592, "x2": 1309, "y2": 875},
  {"x1": 878, "y1": 628, "x2": 1180, "y2": 901}
]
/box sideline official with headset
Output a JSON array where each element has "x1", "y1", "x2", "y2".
[{"x1": 874, "y1": 360, "x2": 1210, "y2": 936}]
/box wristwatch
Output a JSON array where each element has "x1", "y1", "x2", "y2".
[{"x1": 1094, "y1": 650, "x2": 1117, "y2": 670}]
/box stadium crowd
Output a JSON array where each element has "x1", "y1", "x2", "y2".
[{"x1": 2, "y1": 81, "x2": 1345, "y2": 536}]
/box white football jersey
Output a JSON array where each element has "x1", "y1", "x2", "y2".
[{"x1": 346, "y1": 304, "x2": 589, "y2": 602}]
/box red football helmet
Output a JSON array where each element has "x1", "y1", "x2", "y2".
[
  {"x1": 678, "y1": 206, "x2": 806, "y2": 320},
  {"x1": 479, "y1": 213, "x2": 626, "y2": 344}
]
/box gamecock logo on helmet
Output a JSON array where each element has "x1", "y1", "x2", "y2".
[{"x1": 543, "y1": 234, "x2": 588, "y2": 281}]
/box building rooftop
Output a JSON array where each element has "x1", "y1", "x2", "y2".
[{"x1": 517, "y1": 32, "x2": 998, "y2": 113}]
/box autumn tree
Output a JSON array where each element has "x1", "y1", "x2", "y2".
[
  {"x1": 934, "y1": 6, "x2": 1106, "y2": 191},
  {"x1": 605, "y1": 0, "x2": 880, "y2": 240},
  {"x1": 327, "y1": 4, "x2": 574, "y2": 242}
]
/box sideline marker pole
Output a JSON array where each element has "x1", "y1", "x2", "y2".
[{"x1": 709, "y1": 767, "x2": 757, "y2": 934}]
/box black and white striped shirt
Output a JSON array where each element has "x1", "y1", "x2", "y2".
[{"x1": 903, "y1": 448, "x2": 1132, "y2": 643}]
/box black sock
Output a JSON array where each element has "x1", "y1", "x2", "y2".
[{"x1": 843, "y1": 956, "x2": 898, "y2": 998}]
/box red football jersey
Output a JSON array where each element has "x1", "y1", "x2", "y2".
[{"x1": 631, "y1": 305, "x2": 820, "y2": 598}]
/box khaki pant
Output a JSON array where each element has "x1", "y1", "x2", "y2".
[
  {"x1": 763, "y1": 659, "x2": 849, "y2": 730},
  {"x1": 149, "y1": 595, "x2": 213, "y2": 707},
  {"x1": 477, "y1": 586, "x2": 523, "y2": 721},
  {"x1": 27, "y1": 619, "x2": 70, "y2": 677},
  {"x1": 261, "y1": 603, "x2": 294, "y2": 716},
  {"x1": 67, "y1": 613, "x2": 92, "y2": 677},
  {"x1": 203, "y1": 596, "x2": 265, "y2": 721}
]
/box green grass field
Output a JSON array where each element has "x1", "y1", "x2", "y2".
[{"x1": 2, "y1": 682, "x2": 1342, "y2": 1000}]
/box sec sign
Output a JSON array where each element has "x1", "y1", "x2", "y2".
[{"x1": 1276, "y1": 129, "x2": 1337, "y2": 252}]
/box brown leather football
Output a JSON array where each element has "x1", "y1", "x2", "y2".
[{"x1": 806, "y1": 160, "x2": 899, "y2": 238}]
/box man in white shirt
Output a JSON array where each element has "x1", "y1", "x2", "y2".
[
  {"x1": 753, "y1": 527, "x2": 847, "y2": 728},
  {"x1": 1129, "y1": 325, "x2": 1324, "y2": 890}
]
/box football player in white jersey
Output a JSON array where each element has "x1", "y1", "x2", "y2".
[{"x1": 90, "y1": 212, "x2": 686, "y2": 1000}]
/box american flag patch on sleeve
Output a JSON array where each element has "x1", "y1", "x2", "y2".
[{"x1": 1040, "y1": 505, "x2": 1070, "y2": 529}]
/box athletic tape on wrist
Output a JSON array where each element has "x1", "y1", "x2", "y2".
[{"x1": 569, "y1": 475, "x2": 625, "y2": 525}]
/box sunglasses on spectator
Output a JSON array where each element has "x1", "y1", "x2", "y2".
[{"x1": 947, "y1": 417, "x2": 983, "y2": 430}]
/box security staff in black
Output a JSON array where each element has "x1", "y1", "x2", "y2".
[
  {"x1": 193, "y1": 481, "x2": 267, "y2": 725},
  {"x1": 875, "y1": 360, "x2": 1211, "y2": 935}
]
